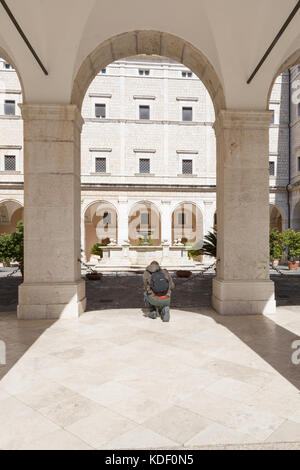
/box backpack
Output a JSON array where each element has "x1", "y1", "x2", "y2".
[{"x1": 150, "y1": 269, "x2": 169, "y2": 296}]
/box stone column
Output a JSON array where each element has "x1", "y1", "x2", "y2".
[
  {"x1": 212, "y1": 110, "x2": 276, "y2": 315},
  {"x1": 118, "y1": 198, "x2": 129, "y2": 244},
  {"x1": 161, "y1": 200, "x2": 172, "y2": 243},
  {"x1": 18, "y1": 104, "x2": 86, "y2": 319}
]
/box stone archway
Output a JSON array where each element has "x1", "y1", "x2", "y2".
[
  {"x1": 270, "y1": 205, "x2": 283, "y2": 232},
  {"x1": 18, "y1": 30, "x2": 276, "y2": 318},
  {"x1": 71, "y1": 30, "x2": 226, "y2": 116},
  {"x1": 84, "y1": 201, "x2": 118, "y2": 261},
  {"x1": 0, "y1": 200, "x2": 23, "y2": 234},
  {"x1": 292, "y1": 201, "x2": 300, "y2": 232},
  {"x1": 267, "y1": 49, "x2": 300, "y2": 107},
  {"x1": 172, "y1": 202, "x2": 203, "y2": 245},
  {"x1": 128, "y1": 201, "x2": 161, "y2": 246}
]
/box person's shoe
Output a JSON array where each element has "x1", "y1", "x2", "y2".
[
  {"x1": 148, "y1": 309, "x2": 157, "y2": 319},
  {"x1": 161, "y1": 306, "x2": 170, "y2": 322}
]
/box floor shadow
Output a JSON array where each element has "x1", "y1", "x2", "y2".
[
  {"x1": 0, "y1": 312, "x2": 56, "y2": 381},
  {"x1": 1, "y1": 272, "x2": 300, "y2": 392},
  {"x1": 204, "y1": 309, "x2": 300, "y2": 391}
]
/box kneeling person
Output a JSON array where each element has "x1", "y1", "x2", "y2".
[{"x1": 143, "y1": 261, "x2": 174, "y2": 322}]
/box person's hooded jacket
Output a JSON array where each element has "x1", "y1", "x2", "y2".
[{"x1": 143, "y1": 262, "x2": 175, "y2": 297}]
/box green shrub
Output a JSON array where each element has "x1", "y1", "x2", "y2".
[
  {"x1": 90, "y1": 243, "x2": 103, "y2": 258},
  {"x1": 0, "y1": 222, "x2": 24, "y2": 274},
  {"x1": 269, "y1": 228, "x2": 285, "y2": 261},
  {"x1": 0, "y1": 233, "x2": 13, "y2": 264},
  {"x1": 281, "y1": 229, "x2": 300, "y2": 261},
  {"x1": 135, "y1": 237, "x2": 154, "y2": 246}
]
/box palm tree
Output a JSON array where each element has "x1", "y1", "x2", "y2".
[{"x1": 201, "y1": 230, "x2": 217, "y2": 258}]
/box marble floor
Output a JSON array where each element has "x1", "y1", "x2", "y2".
[{"x1": 1, "y1": 303, "x2": 300, "y2": 450}]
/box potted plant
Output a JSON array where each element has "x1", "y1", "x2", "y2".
[
  {"x1": 269, "y1": 228, "x2": 285, "y2": 268},
  {"x1": 86, "y1": 269, "x2": 103, "y2": 281},
  {"x1": 90, "y1": 243, "x2": 103, "y2": 264},
  {"x1": 176, "y1": 270, "x2": 192, "y2": 278},
  {"x1": 282, "y1": 229, "x2": 300, "y2": 270}
]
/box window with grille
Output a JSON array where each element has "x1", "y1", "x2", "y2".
[
  {"x1": 182, "y1": 71, "x2": 192, "y2": 78},
  {"x1": 95, "y1": 157, "x2": 106, "y2": 173},
  {"x1": 139, "y1": 69, "x2": 150, "y2": 76},
  {"x1": 139, "y1": 158, "x2": 150, "y2": 174},
  {"x1": 139, "y1": 105, "x2": 150, "y2": 120},
  {"x1": 182, "y1": 107, "x2": 193, "y2": 121},
  {"x1": 4, "y1": 155, "x2": 16, "y2": 171},
  {"x1": 4, "y1": 100, "x2": 15, "y2": 115},
  {"x1": 182, "y1": 159, "x2": 193, "y2": 175},
  {"x1": 269, "y1": 161, "x2": 275, "y2": 176},
  {"x1": 178, "y1": 213, "x2": 186, "y2": 225},
  {"x1": 95, "y1": 103, "x2": 106, "y2": 118},
  {"x1": 141, "y1": 212, "x2": 149, "y2": 225}
]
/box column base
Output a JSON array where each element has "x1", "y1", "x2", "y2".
[
  {"x1": 212, "y1": 279, "x2": 276, "y2": 315},
  {"x1": 17, "y1": 280, "x2": 86, "y2": 320}
]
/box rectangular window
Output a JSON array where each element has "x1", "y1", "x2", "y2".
[
  {"x1": 95, "y1": 103, "x2": 106, "y2": 118},
  {"x1": 269, "y1": 161, "x2": 275, "y2": 176},
  {"x1": 178, "y1": 213, "x2": 186, "y2": 225},
  {"x1": 182, "y1": 107, "x2": 193, "y2": 121},
  {"x1": 298, "y1": 102, "x2": 300, "y2": 117},
  {"x1": 4, "y1": 155, "x2": 16, "y2": 171},
  {"x1": 139, "y1": 158, "x2": 150, "y2": 174},
  {"x1": 139, "y1": 105, "x2": 150, "y2": 120},
  {"x1": 95, "y1": 157, "x2": 106, "y2": 173},
  {"x1": 100, "y1": 68, "x2": 106, "y2": 74},
  {"x1": 141, "y1": 212, "x2": 149, "y2": 225},
  {"x1": 4, "y1": 100, "x2": 15, "y2": 115},
  {"x1": 182, "y1": 159, "x2": 193, "y2": 175},
  {"x1": 298, "y1": 156, "x2": 300, "y2": 172},
  {"x1": 139, "y1": 69, "x2": 150, "y2": 76},
  {"x1": 4, "y1": 63, "x2": 12, "y2": 70}
]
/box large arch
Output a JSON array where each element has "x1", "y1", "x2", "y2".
[
  {"x1": 128, "y1": 200, "x2": 161, "y2": 246},
  {"x1": 292, "y1": 200, "x2": 300, "y2": 232},
  {"x1": 84, "y1": 201, "x2": 118, "y2": 261},
  {"x1": 267, "y1": 48, "x2": 300, "y2": 107},
  {"x1": 0, "y1": 47, "x2": 25, "y2": 102},
  {"x1": 172, "y1": 202, "x2": 203, "y2": 245},
  {"x1": 269, "y1": 204, "x2": 283, "y2": 232},
  {"x1": 71, "y1": 30, "x2": 226, "y2": 115},
  {"x1": 0, "y1": 200, "x2": 23, "y2": 234}
]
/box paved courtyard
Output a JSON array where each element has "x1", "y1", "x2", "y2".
[{"x1": 0, "y1": 271, "x2": 300, "y2": 449}]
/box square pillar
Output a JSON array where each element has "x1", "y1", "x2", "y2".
[
  {"x1": 212, "y1": 110, "x2": 276, "y2": 315},
  {"x1": 18, "y1": 104, "x2": 86, "y2": 319},
  {"x1": 118, "y1": 198, "x2": 129, "y2": 245},
  {"x1": 161, "y1": 200, "x2": 172, "y2": 243}
]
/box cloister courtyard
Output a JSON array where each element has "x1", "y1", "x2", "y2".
[{"x1": 0, "y1": 269, "x2": 300, "y2": 450}]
